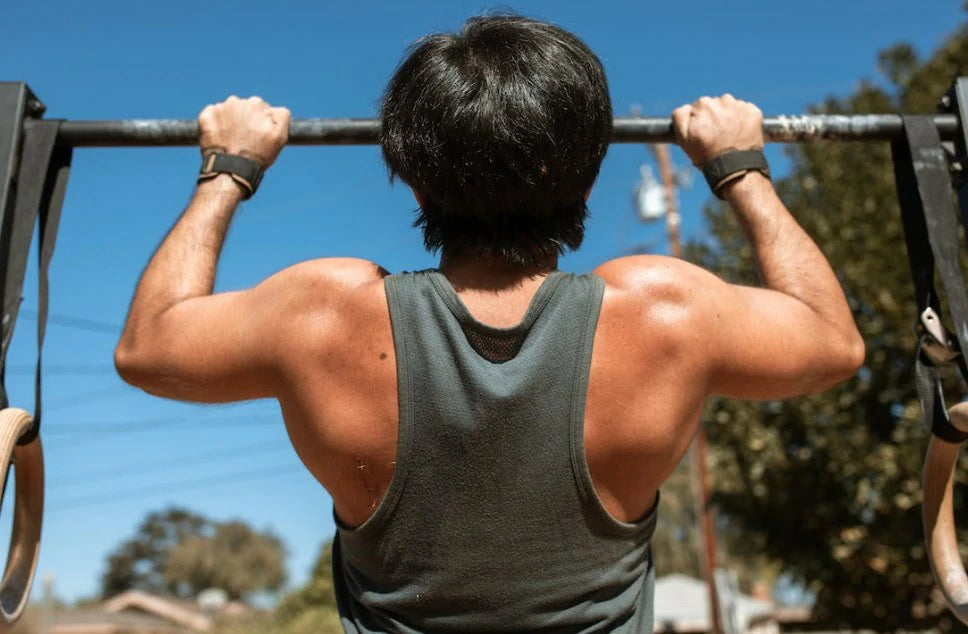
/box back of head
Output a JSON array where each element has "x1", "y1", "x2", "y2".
[{"x1": 380, "y1": 15, "x2": 612, "y2": 266}]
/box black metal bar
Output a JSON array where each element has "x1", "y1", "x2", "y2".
[{"x1": 55, "y1": 113, "x2": 961, "y2": 147}]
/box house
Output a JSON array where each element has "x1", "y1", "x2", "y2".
[
  {"x1": 45, "y1": 590, "x2": 250, "y2": 634},
  {"x1": 654, "y1": 573, "x2": 780, "y2": 633}
]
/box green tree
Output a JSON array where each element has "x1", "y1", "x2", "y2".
[
  {"x1": 274, "y1": 541, "x2": 338, "y2": 624},
  {"x1": 100, "y1": 507, "x2": 211, "y2": 598},
  {"x1": 652, "y1": 457, "x2": 702, "y2": 577},
  {"x1": 166, "y1": 520, "x2": 288, "y2": 600},
  {"x1": 686, "y1": 20, "x2": 968, "y2": 630}
]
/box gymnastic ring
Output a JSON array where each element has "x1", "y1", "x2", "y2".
[
  {"x1": 0, "y1": 408, "x2": 43, "y2": 628},
  {"x1": 923, "y1": 401, "x2": 968, "y2": 625}
]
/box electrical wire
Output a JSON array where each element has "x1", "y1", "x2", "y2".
[
  {"x1": 18, "y1": 308, "x2": 119, "y2": 334},
  {"x1": 43, "y1": 412, "x2": 280, "y2": 435},
  {"x1": 50, "y1": 464, "x2": 303, "y2": 511},
  {"x1": 5, "y1": 363, "x2": 115, "y2": 376},
  {"x1": 50, "y1": 441, "x2": 289, "y2": 488},
  {"x1": 43, "y1": 384, "x2": 135, "y2": 411}
]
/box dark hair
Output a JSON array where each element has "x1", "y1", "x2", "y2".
[{"x1": 380, "y1": 15, "x2": 612, "y2": 266}]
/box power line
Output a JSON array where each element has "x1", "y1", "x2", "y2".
[
  {"x1": 44, "y1": 384, "x2": 134, "y2": 411},
  {"x1": 18, "y1": 308, "x2": 119, "y2": 334},
  {"x1": 43, "y1": 413, "x2": 279, "y2": 435},
  {"x1": 0, "y1": 384, "x2": 135, "y2": 416},
  {"x1": 50, "y1": 441, "x2": 288, "y2": 488},
  {"x1": 50, "y1": 464, "x2": 303, "y2": 511},
  {"x1": 6, "y1": 363, "x2": 115, "y2": 376}
]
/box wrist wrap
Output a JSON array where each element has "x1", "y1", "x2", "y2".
[
  {"x1": 701, "y1": 149, "x2": 770, "y2": 199},
  {"x1": 198, "y1": 150, "x2": 264, "y2": 199}
]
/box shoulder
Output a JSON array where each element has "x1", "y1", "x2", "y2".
[
  {"x1": 256, "y1": 258, "x2": 389, "y2": 341},
  {"x1": 262, "y1": 257, "x2": 388, "y2": 293},
  {"x1": 592, "y1": 255, "x2": 725, "y2": 355},
  {"x1": 593, "y1": 255, "x2": 719, "y2": 307}
]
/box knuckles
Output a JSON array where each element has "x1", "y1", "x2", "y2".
[
  {"x1": 672, "y1": 94, "x2": 764, "y2": 163},
  {"x1": 196, "y1": 95, "x2": 289, "y2": 163}
]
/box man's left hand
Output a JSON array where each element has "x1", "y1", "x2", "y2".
[{"x1": 198, "y1": 96, "x2": 290, "y2": 167}]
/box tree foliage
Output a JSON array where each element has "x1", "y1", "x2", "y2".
[
  {"x1": 101, "y1": 507, "x2": 286, "y2": 601},
  {"x1": 166, "y1": 520, "x2": 287, "y2": 600},
  {"x1": 100, "y1": 507, "x2": 211, "y2": 598},
  {"x1": 685, "y1": 20, "x2": 968, "y2": 630},
  {"x1": 274, "y1": 541, "x2": 337, "y2": 624},
  {"x1": 652, "y1": 457, "x2": 702, "y2": 577}
]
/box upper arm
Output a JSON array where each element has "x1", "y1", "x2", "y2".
[
  {"x1": 115, "y1": 258, "x2": 387, "y2": 403},
  {"x1": 595, "y1": 256, "x2": 863, "y2": 401}
]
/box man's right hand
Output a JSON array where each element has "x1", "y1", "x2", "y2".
[{"x1": 671, "y1": 94, "x2": 764, "y2": 166}]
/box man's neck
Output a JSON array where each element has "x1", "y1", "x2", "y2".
[{"x1": 438, "y1": 251, "x2": 558, "y2": 292}]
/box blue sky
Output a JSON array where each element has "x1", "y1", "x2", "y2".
[{"x1": 1, "y1": 0, "x2": 964, "y2": 604}]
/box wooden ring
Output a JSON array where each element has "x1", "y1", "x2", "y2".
[
  {"x1": 0, "y1": 408, "x2": 43, "y2": 626},
  {"x1": 922, "y1": 401, "x2": 968, "y2": 624}
]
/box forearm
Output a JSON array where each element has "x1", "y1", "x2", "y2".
[
  {"x1": 119, "y1": 175, "x2": 243, "y2": 347},
  {"x1": 723, "y1": 172, "x2": 857, "y2": 336}
]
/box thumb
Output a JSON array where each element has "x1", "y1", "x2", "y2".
[{"x1": 671, "y1": 105, "x2": 691, "y2": 146}]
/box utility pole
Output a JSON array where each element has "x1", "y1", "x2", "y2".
[
  {"x1": 41, "y1": 574, "x2": 54, "y2": 633},
  {"x1": 650, "y1": 143, "x2": 722, "y2": 634}
]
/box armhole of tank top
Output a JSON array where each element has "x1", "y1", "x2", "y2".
[
  {"x1": 339, "y1": 274, "x2": 415, "y2": 537},
  {"x1": 569, "y1": 275, "x2": 660, "y2": 538}
]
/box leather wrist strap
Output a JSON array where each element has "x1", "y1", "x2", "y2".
[
  {"x1": 701, "y1": 149, "x2": 771, "y2": 199},
  {"x1": 197, "y1": 150, "x2": 264, "y2": 199}
]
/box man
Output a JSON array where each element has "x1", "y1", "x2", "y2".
[{"x1": 116, "y1": 15, "x2": 864, "y2": 633}]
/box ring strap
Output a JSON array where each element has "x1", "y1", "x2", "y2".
[
  {"x1": 2, "y1": 119, "x2": 70, "y2": 445},
  {"x1": 892, "y1": 116, "x2": 968, "y2": 443},
  {"x1": 701, "y1": 149, "x2": 771, "y2": 198}
]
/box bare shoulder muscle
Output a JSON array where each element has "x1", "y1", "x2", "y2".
[
  {"x1": 117, "y1": 257, "x2": 389, "y2": 403},
  {"x1": 594, "y1": 253, "x2": 863, "y2": 400},
  {"x1": 268, "y1": 257, "x2": 389, "y2": 345},
  {"x1": 593, "y1": 254, "x2": 712, "y2": 354}
]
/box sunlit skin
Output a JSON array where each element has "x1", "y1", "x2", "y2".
[{"x1": 115, "y1": 94, "x2": 864, "y2": 528}]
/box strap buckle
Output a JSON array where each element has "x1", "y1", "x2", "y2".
[{"x1": 919, "y1": 307, "x2": 961, "y2": 365}]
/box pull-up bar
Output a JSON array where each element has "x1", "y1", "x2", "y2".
[{"x1": 55, "y1": 113, "x2": 961, "y2": 147}]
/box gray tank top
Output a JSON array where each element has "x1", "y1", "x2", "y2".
[{"x1": 333, "y1": 270, "x2": 657, "y2": 633}]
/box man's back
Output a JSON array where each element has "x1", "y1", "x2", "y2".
[
  {"x1": 264, "y1": 243, "x2": 863, "y2": 539},
  {"x1": 328, "y1": 269, "x2": 656, "y2": 631},
  {"x1": 266, "y1": 256, "x2": 720, "y2": 535}
]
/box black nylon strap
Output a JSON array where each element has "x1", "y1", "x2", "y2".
[
  {"x1": 198, "y1": 151, "x2": 263, "y2": 199},
  {"x1": 893, "y1": 115, "x2": 968, "y2": 443},
  {"x1": 701, "y1": 149, "x2": 771, "y2": 199},
  {"x1": 1, "y1": 119, "x2": 70, "y2": 445},
  {"x1": 28, "y1": 130, "x2": 70, "y2": 445}
]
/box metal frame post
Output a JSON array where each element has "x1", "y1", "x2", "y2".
[
  {"x1": 0, "y1": 82, "x2": 49, "y2": 625},
  {"x1": 0, "y1": 83, "x2": 48, "y2": 403},
  {"x1": 0, "y1": 84, "x2": 42, "y2": 281},
  {"x1": 941, "y1": 77, "x2": 968, "y2": 231}
]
